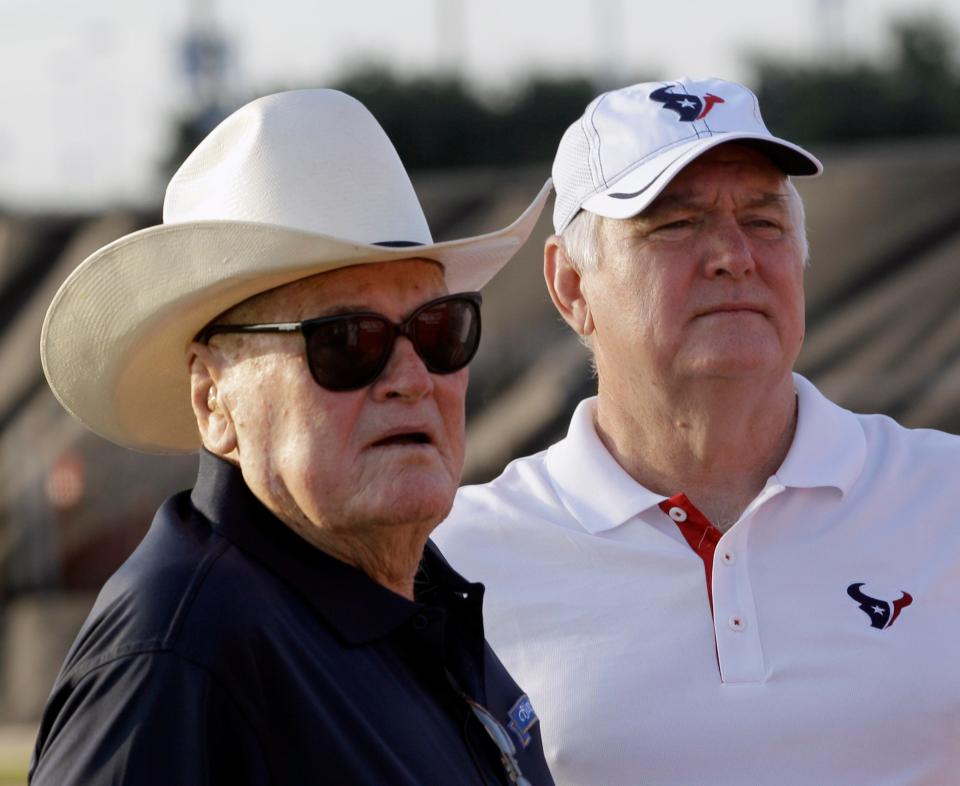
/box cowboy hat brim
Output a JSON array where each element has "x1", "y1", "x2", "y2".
[{"x1": 41, "y1": 180, "x2": 551, "y2": 453}]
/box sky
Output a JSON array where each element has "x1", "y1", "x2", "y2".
[{"x1": 2, "y1": 0, "x2": 958, "y2": 210}]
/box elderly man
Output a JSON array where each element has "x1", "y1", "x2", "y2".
[
  {"x1": 435, "y1": 78, "x2": 960, "y2": 785},
  {"x1": 31, "y1": 89, "x2": 554, "y2": 785}
]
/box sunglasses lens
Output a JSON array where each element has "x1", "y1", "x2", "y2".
[
  {"x1": 305, "y1": 316, "x2": 391, "y2": 390},
  {"x1": 301, "y1": 295, "x2": 481, "y2": 391},
  {"x1": 411, "y1": 297, "x2": 480, "y2": 374}
]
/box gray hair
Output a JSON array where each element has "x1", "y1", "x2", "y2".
[
  {"x1": 554, "y1": 209, "x2": 603, "y2": 356},
  {"x1": 787, "y1": 179, "x2": 810, "y2": 264},
  {"x1": 557, "y1": 209, "x2": 604, "y2": 273}
]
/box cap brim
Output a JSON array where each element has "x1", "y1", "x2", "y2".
[
  {"x1": 41, "y1": 180, "x2": 552, "y2": 453},
  {"x1": 582, "y1": 133, "x2": 822, "y2": 222}
]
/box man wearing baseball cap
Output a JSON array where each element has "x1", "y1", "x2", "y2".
[
  {"x1": 30, "y1": 89, "x2": 554, "y2": 785},
  {"x1": 435, "y1": 78, "x2": 960, "y2": 784}
]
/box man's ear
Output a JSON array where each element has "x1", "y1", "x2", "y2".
[
  {"x1": 544, "y1": 236, "x2": 595, "y2": 338},
  {"x1": 187, "y1": 342, "x2": 238, "y2": 457}
]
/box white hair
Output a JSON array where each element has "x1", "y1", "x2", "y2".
[
  {"x1": 786, "y1": 179, "x2": 811, "y2": 265},
  {"x1": 557, "y1": 209, "x2": 604, "y2": 272}
]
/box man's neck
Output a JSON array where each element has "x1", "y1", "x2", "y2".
[
  {"x1": 286, "y1": 515, "x2": 433, "y2": 601},
  {"x1": 594, "y1": 373, "x2": 798, "y2": 530}
]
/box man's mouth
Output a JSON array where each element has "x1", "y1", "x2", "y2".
[
  {"x1": 697, "y1": 303, "x2": 765, "y2": 317},
  {"x1": 370, "y1": 432, "x2": 432, "y2": 448}
]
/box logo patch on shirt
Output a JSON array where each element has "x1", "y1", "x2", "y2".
[
  {"x1": 847, "y1": 582, "x2": 913, "y2": 629},
  {"x1": 506, "y1": 694, "x2": 538, "y2": 748}
]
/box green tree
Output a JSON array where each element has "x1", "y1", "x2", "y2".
[
  {"x1": 753, "y1": 15, "x2": 960, "y2": 144},
  {"x1": 332, "y1": 68, "x2": 596, "y2": 167}
]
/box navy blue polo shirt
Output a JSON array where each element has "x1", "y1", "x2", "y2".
[{"x1": 30, "y1": 451, "x2": 554, "y2": 785}]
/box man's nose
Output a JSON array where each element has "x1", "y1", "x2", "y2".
[
  {"x1": 703, "y1": 219, "x2": 756, "y2": 279},
  {"x1": 371, "y1": 336, "x2": 435, "y2": 401}
]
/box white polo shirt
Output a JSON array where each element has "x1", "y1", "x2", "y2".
[{"x1": 435, "y1": 374, "x2": 960, "y2": 786}]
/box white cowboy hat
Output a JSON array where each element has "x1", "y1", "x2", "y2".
[{"x1": 41, "y1": 88, "x2": 551, "y2": 454}]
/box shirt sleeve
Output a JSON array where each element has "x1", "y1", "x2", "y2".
[{"x1": 29, "y1": 650, "x2": 268, "y2": 786}]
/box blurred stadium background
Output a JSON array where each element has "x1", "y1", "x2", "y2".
[{"x1": 1, "y1": 1, "x2": 959, "y2": 781}]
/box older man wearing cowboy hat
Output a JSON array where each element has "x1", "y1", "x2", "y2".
[{"x1": 30, "y1": 89, "x2": 553, "y2": 786}]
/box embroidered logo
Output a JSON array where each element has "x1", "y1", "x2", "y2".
[
  {"x1": 650, "y1": 86, "x2": 725, "y2": 122},
  {"x1": 846, "y1": 582, "x2": 913, "y2": 629},
  {"x1": 506, "y1": 694, "x2": 539, "y2": 748}
]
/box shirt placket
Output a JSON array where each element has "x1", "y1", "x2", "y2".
[
  {"x1": 410, "y1": 603, "x2": 509, "y2": 786},
  {"x1": 660, "y1": 485, "x2": 784, "y2": 684}
]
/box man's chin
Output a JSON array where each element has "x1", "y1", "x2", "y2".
[
  {"x1": 364, "y1": 478, "x2": 457, "y2": 530},
  {"x1": 680, "y1": 346, "x2": 786, "y2": 380}
]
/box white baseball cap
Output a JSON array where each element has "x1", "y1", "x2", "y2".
[{"x1": 551, "y1": 77, "x2": 822, "y2": 234}]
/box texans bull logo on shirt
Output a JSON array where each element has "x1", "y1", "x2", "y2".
[{"x1": 846, "y1": 582, "x2": 913, "y2": 629}]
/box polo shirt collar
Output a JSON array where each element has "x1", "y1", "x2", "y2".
[
  {"x1": 774, "y1": 373, "x2": 866, "y2": 494},
  {"x1": 190, "y1": 450, "x2": 475, "y2": 645},
  {"x1": 545, "y1": 398, "x2": 665, "y2": 534},
  {"x1": 544, "y1": 375, "x2": 867, "y2": 535}
]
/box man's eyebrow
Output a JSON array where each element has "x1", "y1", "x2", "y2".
[
  {"x1": 326, "y1": 303, "x2": 373, "y2": 314},
  {"x1": 742, "y1": 192, "x2": 793, "y2": 209}
]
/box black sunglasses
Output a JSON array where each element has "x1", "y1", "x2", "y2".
[{"x1": 197, "y1": 292, "x2": 482, "y2": 391}]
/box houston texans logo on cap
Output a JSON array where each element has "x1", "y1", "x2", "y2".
[
  {"x1": 650, "y1": 86, "x2": 725, "y2": 122},
  {"x1": 846, "y1": 583, "x2": 913, "y2": 630}
]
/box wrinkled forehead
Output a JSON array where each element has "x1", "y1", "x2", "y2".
[{"x1": 220, "y1": 258, "x2": 446, "y2": 323}]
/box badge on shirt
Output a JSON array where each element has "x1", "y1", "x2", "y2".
[{"x1": 506, "y1": 694, "x2": 539, "y2": 748}]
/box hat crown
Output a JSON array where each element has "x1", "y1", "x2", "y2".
[
  {"x1": 584, "y1": 78, "x2": 767, "y2": 179},
  {"x1": 163, "y1": 89, "x2": 433, "y2": 245}
]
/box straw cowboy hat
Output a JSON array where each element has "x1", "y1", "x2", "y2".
[{"x1": 41, "y1": 89, "x2": 551, "y2": 454}]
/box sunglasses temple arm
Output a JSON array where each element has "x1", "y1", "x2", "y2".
[{"x1": 197, "y1": 322, "x2": 304, "y2": 343}]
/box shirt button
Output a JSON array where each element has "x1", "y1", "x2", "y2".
[
  {"x1": 412, "y1": 613, "x2": 429, "y2": 631},
  {"x1": 728, "y1": 615, "x2": 746, "y2": 632},
  {"x1": 667, "y1": 506, "x2": 688, "y2": 522},
  {"x1": 721, "y1": 551, "x2": 736, "y2": 566}
]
